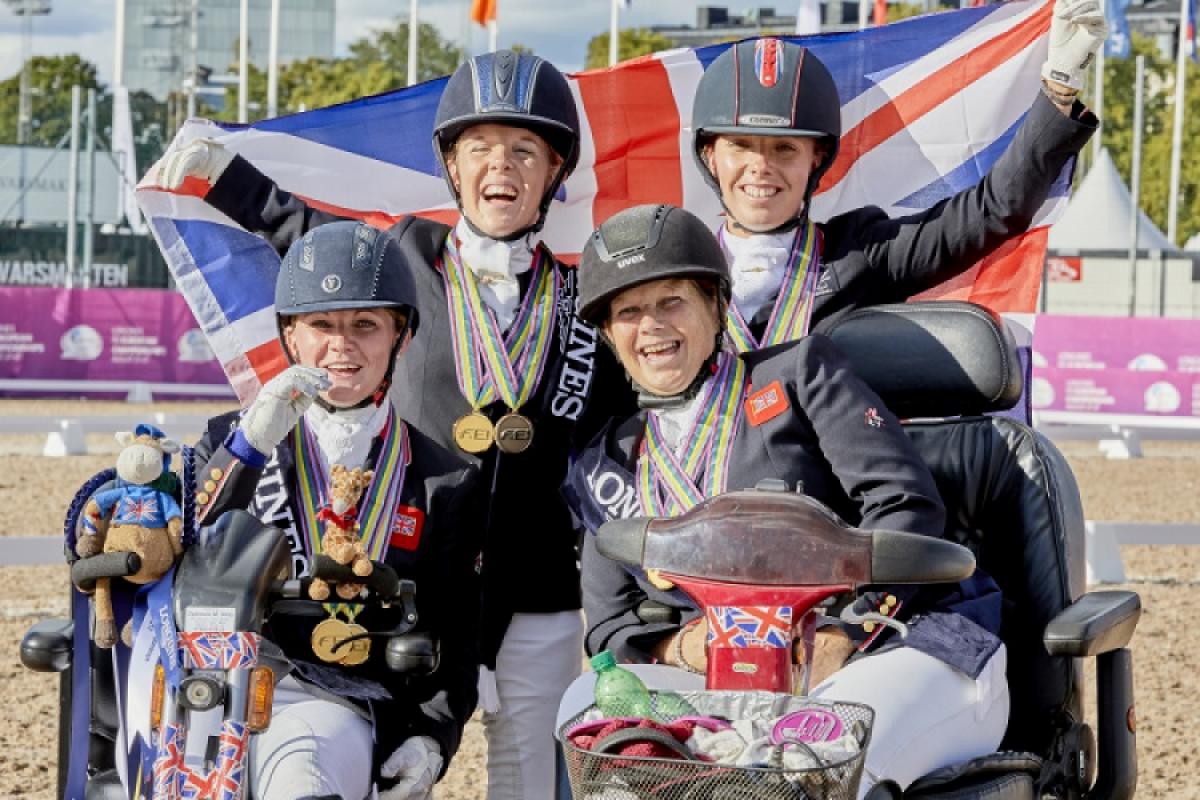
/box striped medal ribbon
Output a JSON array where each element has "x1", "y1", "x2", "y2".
[
  {"x1": 293, "y1": 409, "x2": 411, "y2": 655},
  {"x1": 291, "y1": 407, "x2": 411, "y2": 566},
  {"x1": 439, "y1": 234, "x2": 560, "y2": 453},
  {"x1": 723, "y1": 220, "x2": 822, "y2": 353},
  {"x1": 636, "y1": 348, "x2": 748, "y2": 517}
]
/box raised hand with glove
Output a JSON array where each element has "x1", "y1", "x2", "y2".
[
  {"x1": 239, "y1": 365, "x2": 331, "y2": 456},
  {"x1": 379, "y1": 736, "x2": 444, "y2": 800},
  {"x1": 155, "y1": 139, "x2": 235, "y2": 192},
  {"x1": 1042, "y1": 0, "x2": 1109, "y2": 94}
]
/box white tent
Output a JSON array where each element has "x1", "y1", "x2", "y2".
[
  {"x1": 1186, "y1": 232, "x2": 1200, "y2": 252},
  {"x1": 1048, "y1": 148, "x2": 1182, "y2": 255}
]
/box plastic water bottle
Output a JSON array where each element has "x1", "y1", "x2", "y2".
[{"x1": 591, "y1": 650, "x2": 656, "y2": 719}]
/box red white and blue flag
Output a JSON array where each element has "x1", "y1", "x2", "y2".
[
  {"x1": 708, "y1": 605, "x2": 794, "y2": 648},
  {"x1": 138, "y1": 0, "x2": 1066, "y2": 406}
]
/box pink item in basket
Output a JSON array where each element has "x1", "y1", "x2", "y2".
[{"x1": 771, "y1": 707, "x2": 844, "y2": 745}]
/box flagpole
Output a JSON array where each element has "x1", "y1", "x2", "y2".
[
  {"x1": 408, "y1": 0, "x2": 419, "y2": 86},
  {"x1": 858, "y1": 0, "x2": 869, "y2": 29},
  {"x1": 268, "y1": 0, "x2": 280, "y2": 117},
  {"x1": 1091, "y1": 48, "x2": 1104, "y2": 162},
  {"x1": 1166, "y1": 0, "x2": 1189, "y2": 244},
  {"x1": 1128, "y1": 55, "x2": 1144, "y2": 317},
  {"x1": 610, "y1": 0, "x2": 620, "y2": 66},
  {"x1": 488, "y1": 19, "x2": 498, "y2": 51},
  {"x1": 238, "y1": 0, "x2": 249, "y2": 123}
]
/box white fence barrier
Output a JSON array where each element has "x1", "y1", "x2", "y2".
[
  {"x1": 1086, "y1": 522, "x2": 1200, "y2": 584},
  {"x1": 1036, "y1": 411, "x2": 1200, "y2": 459},
  {"x1": 0, "y1": 379, "x2": 235, "y2": 404},
  {"x1": 0, "y1": 413, "x2": 213, "y2": 456}
]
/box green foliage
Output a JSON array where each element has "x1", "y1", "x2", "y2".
[
  {"x1": 0, "y1": 54, "x2": 101, "y2": 147},
  {"x1": 1086, "y1": 34, "x2": 1200, "y2": 245},
  {"x1": 585, "y1": 28, "x2": 675, "y2": 70},
  {"x1": 886, "y1": 3, "x2": 927, "y2": 22},
  {"x1": 221, "y1": 21, "x2": 462, "y2": 122}
]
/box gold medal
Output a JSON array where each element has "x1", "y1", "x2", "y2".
[
  {"x1": 311, "y1": 617, "x2": 351, "y2": 663},
  {"x1": 338, "y1": 622, "x2": 372, "y2": 666},
  {"x1": 453, "y1": 411, "x2": 494, "y2": 454},
  {"x1": 494, "y1": 412, "x2": 534, "y2": 454}
]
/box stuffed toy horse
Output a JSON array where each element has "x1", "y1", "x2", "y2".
[{"x1": 75, "y1": 424, "x2": 184, "y2": 648}]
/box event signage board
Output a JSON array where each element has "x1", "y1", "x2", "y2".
[
  {"x1": 0, "y1": 287, "x2": 227, "y2": 388},
  {"x1": 1032, "y1": 315, "x2": 1200, "y2": 417}
]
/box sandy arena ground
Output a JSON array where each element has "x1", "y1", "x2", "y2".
[{"x1": 0, "y1": 399, "x2": 1196, "y2": 798}]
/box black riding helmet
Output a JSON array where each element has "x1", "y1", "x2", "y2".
[
  {"x1": 579, "y1": 204, "x2": 731, "y2": 409},
  {"x1": 275, "y1": 220, "x2": 420, "y2": 409},
  {"x1": 692, "y1": 39, "x2": 842, "y2": 232},
  {"x1": 433, "y1": 50, "x2": 582, "y2": 241}
]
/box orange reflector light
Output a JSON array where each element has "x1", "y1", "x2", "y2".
[
  {"x1": 150, "y1": 664, "x2": 165, "y2": 729},
  {"x1": 247, "y1": 667, "x2": 274, "y2": 732}
]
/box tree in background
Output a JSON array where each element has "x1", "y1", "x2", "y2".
[
  {"x1": 0, "y1": 55, "x2": 101, "y2": 147},
  {"x1": 222, "y1": 21, "x2": 463, "y2": 122},
  {"x1": 1088, "y1": 33, "x2": 1199, "y2": 246},
  {"x1": 886, "y1": 3, "x2": 927, "y2": 22},
  {"x1": 585, "y1": 28, "x2": 674, "y2": 70}
]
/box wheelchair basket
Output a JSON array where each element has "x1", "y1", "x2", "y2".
[{"x1": 558, "y1": 690, "x2": 874, "y2": 800}]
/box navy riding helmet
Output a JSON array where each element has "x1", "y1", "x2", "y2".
[{"x1": 432, "y1": 50, "x2": 582, "y2": 239}]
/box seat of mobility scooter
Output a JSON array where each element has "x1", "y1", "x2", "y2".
[{"x1": 823, "y1": 301, "x2": 1140, "y2": 800}]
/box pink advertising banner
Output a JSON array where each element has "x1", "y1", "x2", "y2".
[
  {"x1": 1032, "y1": 315, "x2": 1200, "y2": 417},
  {"x1": 0, "y1": 287, "x2": 228, "y2": 389}
]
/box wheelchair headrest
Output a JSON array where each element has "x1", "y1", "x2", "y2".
[{"x1": 825, "y1": 301, "x2": 1022, "y2": 418}]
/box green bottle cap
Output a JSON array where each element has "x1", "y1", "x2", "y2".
[{"x1": 590, "y1": 650, "x2": 616, "y2": 671}]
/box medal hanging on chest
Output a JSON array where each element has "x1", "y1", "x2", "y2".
[
  {"x1": 637, "y1": 349, "x2": 749, "y2": 517},
  {"x1": 725, "y1": 220, "x2": 822, "y2": 353},
  {"x1": 292, "y1": 410, "x2": 411, "y2": 664},
  {"x1": 311, "y1": 604, "x2": 372, "y2": 665},
  {"x1": 439, "y1": 235, "x2": 560, "y2": 455}
]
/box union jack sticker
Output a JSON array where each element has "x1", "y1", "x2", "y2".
[
  {"x1": 390, "y1": 504, "x2": 425, "y2": 552},
  {"x1": 755, "y1": 39, "x2": 784, "y2": 88},
  {"x1": 865, "y1": 407, "x2": 885, "y2": 428}
]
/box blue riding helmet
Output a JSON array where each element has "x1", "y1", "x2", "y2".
[
  {"x1": 275, "y1": 221, "x2": 420, "y2": 407},
  {"x1": 432, "y1": 50, "x2": 582, "y2": 238}
]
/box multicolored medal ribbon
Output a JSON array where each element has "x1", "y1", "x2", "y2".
[
  {"x1": 292, "y1": 409, "x2": 411, "y2": 663},
  {"x1": 636, "y1": 348, "x2": 748, "y2": 517},
  {"x1": 723, "y1": 220, "x2": 822, "y2": 353},
  {"x1": 440, "y1": 234, "x2": 560, "y2": 454}
]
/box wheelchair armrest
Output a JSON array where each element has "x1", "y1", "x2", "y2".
[
  {"x1": 20, "y1": 618, "x2": 74, "y2": 673},
  {"x1": 1043, "y1": 590, "x2": 1141, "y2": 658}
]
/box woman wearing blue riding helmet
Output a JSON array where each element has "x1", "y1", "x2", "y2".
[
  {"x1": 189, "y1": 222, "x2": 482, "y2": 800},
  {"x1": 157, "y1": 51, "x2": 627, "y2": 800},
  {"x1": 689, "y1": 0, "x2": 1106, "y2": 344}
]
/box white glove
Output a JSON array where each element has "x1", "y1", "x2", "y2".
[
  {"x1": 239, "y1": 365, "x2": 330, "y2": 455},
  {"x1": 1042, "y1": 0, "x2": 1109, "y2": 91},
  {"x1": 379, "y1": 736, "x2": 443, "y2": 800},
  {"x1": 156, "y1": 139, "x2": 235, "y2": 191}
]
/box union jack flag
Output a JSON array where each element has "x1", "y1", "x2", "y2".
[
  {"x1": 707, "y1": 605, "x2": 794, "y2": 648},
  {"x1": 137, "y1": 0, "x2": 1066, "y2": 405},
  {"x1": 180, "y1": 631, "x2": 260, "y2": 670},
  {"x1": 213, "y1": 722, "x2": 250, "y2": 800},
  {"x1": 120, "y1": 495, "x2": 160, "y2": 524},
  {"x1": 153, "y1": 722, "x2": 185, "y2": 799}
]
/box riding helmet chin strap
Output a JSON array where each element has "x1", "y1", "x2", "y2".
[{"x1": 630, "y1": 328, "x2": 727, "y2": 412}]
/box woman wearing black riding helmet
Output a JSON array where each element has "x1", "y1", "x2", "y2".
[
  {"x1": 565, "y1": 204, "x2": 1008, "y2": 799},
  {"x1": 689, "y1": 0, "x2": 1106, "y2": 347},
  {"x1": 155, "y1": 51, "x2": 627, "y2": 800},
  {"x1": 190, "y1": 221, "x2": 482, "y2": 800}
]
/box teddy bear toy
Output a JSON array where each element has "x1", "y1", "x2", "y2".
[
  {"x1": 75, "y1": 424, "x2": 184, "y2": 648},
  {"x1": 308, "y1": 464, "x2": 375, "y2": 601}
]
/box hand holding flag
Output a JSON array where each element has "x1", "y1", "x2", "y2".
[{"x1": 1043, "y1": 0, "x2": 1109, "y2": 89}]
